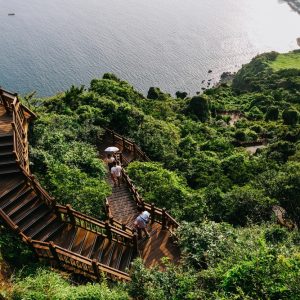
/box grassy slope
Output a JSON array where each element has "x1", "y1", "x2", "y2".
[{"x1": 269, "y1": 51, "x2": 300, "y2": 71}]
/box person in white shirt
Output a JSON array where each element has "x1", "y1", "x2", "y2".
[
  {"x1": 105, "y1": 154, "x2": 115, "y2": 171},
  {"x1": 111, "y1": 161, "x2": 122, "y2": 187},
  {"x1": 134, "y1": 206, "x2": 150, "y2": 238}
]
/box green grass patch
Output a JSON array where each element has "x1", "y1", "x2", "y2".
[{"x1": 269, "y1": 52, "x2": 300, "y2": 71}]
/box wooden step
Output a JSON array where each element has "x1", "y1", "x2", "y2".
[
  {"x1": 80, "y1": 232, "x2": 98, "y2": 257},
  {"x1": 0, "y1": 179, "x2": 24, "y2": 201},
  {"x1": 27, "y1": 211, "x2": 57, "y2": 240},
  {"x1": 110, "y1": 244, "x2": 126, "y2": 270},
  {"x1": 0, "y1": 159, "x2": 15, "y2": 166},
  {"x1": 68, "y1": 228, "x2": 80, "y2": 250},
  {"x1": 70, "y1": 228, "x2": 88, "y2": 254},
  {"x1": 6, "y1": 192, "x2": 38, "y2": 217},
  {"x1": 0, "y1": 134, "x2": 13, "y2": 141},
  {"x1": 91, "y1": 236, "x2": 109, "y2": 261},
  {"x1": 52, "y1": 224, "x2": 77, "y2": 249},
  {"x1": 0, "y1": 151, "x2": 14, "y2": 157},
  {"x1": 119, "y1": 247, "x2": 134, "y2": 272},
  {"x1": 22, "y1": 210, "x2": 53, "y2": 236},
  {"x1": 0, "y1": 165, "x2": 20, "y2": 176},
  {"x1": 12, "y1": 202, "x2": 44, "y2": 226},
  {"x1": 101, "y1": 241, "x2": 116, "y2": 266},
  {"x1": 0, "y1": 142, "x2": 13, "y2": 148},
  {"x1": 1, "y1": 186, "x2": 31, "y2": 211},
  {"x1": 38, "y1": 221, "x2": 64, "y2": 242}
]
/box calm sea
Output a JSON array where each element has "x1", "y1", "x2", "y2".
[{"x1": 0, "y1": 0, "x2": 299, "y2": 97}]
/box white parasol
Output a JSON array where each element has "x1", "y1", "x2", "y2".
[{"x1": 104, "y1": 146, "x2": 119, "y2": 153}]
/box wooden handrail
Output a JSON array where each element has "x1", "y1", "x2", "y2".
[
  {"x1": 105, "y1": 128, "x2": 151, "y2": 162},
  {"x1": 121, "y1": 169, "x2": 179, "y2": 231},
  {"x1": 29, "y1": 239, "x2": 131, "y2": 281},
  {"x1": 55, "y1": 205, "x2": 134, "y2": 242}
]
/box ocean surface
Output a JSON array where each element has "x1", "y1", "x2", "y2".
[{"x1": 0, "y1": 0, "x2": 299, "y2": 97}]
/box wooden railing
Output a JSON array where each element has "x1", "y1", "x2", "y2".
[
  {"x1": 28, "y1": 240, "x2": 131, "y2": 281},
  {"x1": 105, "y1": 128, "x2": 151, "y2": 162},
  {"x1": 122, "y1": 170, "x2": 179, "y2": 232},
  {"x1": 55, "y1": 204, "x2": 135, "y2": 246},
  {"x1": 0, "y1": 88, "x2": 17, "y2": 112}
]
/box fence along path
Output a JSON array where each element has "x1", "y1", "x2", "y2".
[
  {"x1": 100, "y1": 129, "x2": 180, "y2": 268},
  {"x1": 0, "y1": 88, "x2": 180, "y2": 280}
]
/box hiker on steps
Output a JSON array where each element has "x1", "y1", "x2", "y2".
[
  {"x1": 134, "y1": 206, "x2": 150, "y2": 238},
  {"x1": 105, "y1": 154, "x2": 115, "y2": 171},
  {"x1": 111, "y1": 161, "x2": 122, "y2": 187}
]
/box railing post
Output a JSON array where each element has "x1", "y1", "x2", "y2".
[
  {"x1": 137, "y1": 228, "x2": 142, "y2": 239},
  {"x1": 122, "y1": 223, "x2": 127, "y2": 232},
  {"x1": 105, "y1": 199, "x2": 110, "y2": 215},
  {"x1": 25, "y1": 237, "x2": 40, "y2": 260},
  {"x1": 66, "y1": 204, "x2": 76, "y2": 225},
  {"x1": 92, "y1": 259, "x2": 101, "y2": 280},
  {"x1": 162, "y1": 208, "x2": 167, "y2": 230},
  {"x1": 105, "y1": 221, "x2": 112, "y2": 239},
  {"x1": 49, "y1": 241, "x2": 60, "y2": 264},
  {"x1": 112, "y1": 131, "x2": 115, "y2": 144},
  {"x1": 151, "y1": 203, "x2": 155, "y2": 224},
  {"x1": 122, "y1": 137, "x2": 126, "y2": 150},
  {"x1": 133, "y1": 232, "x2": 139, "y2": 255},
  {"x1": 109, "y1": 216, "x2": 114, "y2": 225}
]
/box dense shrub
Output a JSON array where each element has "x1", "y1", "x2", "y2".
[
  {"x1": 282, "y1": 109, "x2": 299, "y2": 125},
  {"x1": 186, "y1": 95, "x2": 211, "y2": 122},
  {"x1": 265, "y1": 106, "x2": 279, "y2": 121},
  {"x1": 11, "y1": 268, "x2": 129, "y2": 300}
]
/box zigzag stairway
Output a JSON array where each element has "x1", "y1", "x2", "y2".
[{"x1": 0, "y1": 88, "x2": 180, "y2": 281}]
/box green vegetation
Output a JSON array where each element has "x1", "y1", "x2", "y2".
[
  {"x1": 269, "y1": 51, "x2": 300, "y2": 71},
  {"x1": 1, "y1": 50, "x2": 300, "y2": 299}
]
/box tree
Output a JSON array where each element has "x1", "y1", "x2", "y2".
[
  {"x1": 175, "y1": 91, "x2": 188, "y2": 99},
  {"x1": 187, "y1": 95, "x2": 210, "y2": 122},
  {"x1": 265, "y1": 106, "x2": 279, "y2": 121},
  {"x1": 282, "y1": 109, "x2": 299, "y2": 126}
]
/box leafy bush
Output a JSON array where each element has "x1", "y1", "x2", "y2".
[
  {"x1": 11, "y1": 268, "x2": 129, "y2": 300},
  {"x1": 0, "y1": 225, "x2": 35, "y2": 267},
  {"x1": 265, "y1": 106, "x2": 279, "y2": 121},
  {"x1": 129, "y1": 258, "x2": 201, "y2": 300},
  {"x1": 282, "y1": 109, "x2": 299, "y2": 126},
  {"x1": 186, "y1": 95, "x2": 211, "y2": 122},
  {"x1": 177, "y1": 221, "x2": 236, "y2": 268}
]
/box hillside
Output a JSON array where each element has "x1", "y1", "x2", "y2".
[{"x1": 1, "y1": 50, "x2": 300, "y2": 299}]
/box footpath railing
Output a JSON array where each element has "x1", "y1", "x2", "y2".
[
  {"x1": 122, "y1": 170, "x2": 179, "y2": 232},
  {"x1": 0, "y1": 88, "x2": 36, "y2": 173},
  {"x1": 105, "y1": 128, "x2": 151, "y2": 163},
  {"x1": 28, "y1": 239, "x2": 131, "y2": 281}
]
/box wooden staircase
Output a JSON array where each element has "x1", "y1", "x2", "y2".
[
  {"x1": 101, "y1": 130, "x2": 180, "y2": 268},
  {"x1": 0, "y1": 88, "x2": 180, "y2": 281}
]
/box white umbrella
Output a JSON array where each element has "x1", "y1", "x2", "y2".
[{"x1": 104, "y1": 146, "x2": 119, "y2": 153}]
